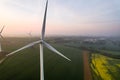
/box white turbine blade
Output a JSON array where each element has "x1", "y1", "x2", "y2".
[
  {"x1": 6, "y1": 40, "x2": 41, "y2": 57},
  {"x1": 43, "y1": 41, "x2": 71, "y2": 61},
  {"x1": 0, "y1": 40, "x2": 41, "y2": 64},
  {"x1": 0, "y1": 34, "x2": 4, "y2": 39},
  {"x1": 0, "y1": 56, "x2": 7, "y2": 64},
  {"x1": 41, "y1": 0, "x2": 48, "y2": 40},
  {"x1": 0, "y1": 26, "x2": 5, "y2": 33}
]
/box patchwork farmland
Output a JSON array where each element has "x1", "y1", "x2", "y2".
[{"x1": 0, "y1": 37, "x2": 120, "y2": 80}]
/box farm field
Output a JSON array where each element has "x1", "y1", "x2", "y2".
[
  {"x1": 0, "y1": 37, "x2": 84, "y2": 80},
  {"x1": 63, "y1": 36, "x2": 120, "y2": 80},
  {"x1": 0, "y1": 37, "x2": 120, "y2": 80},
  {"x1": 90, "y1": 53, "x2": 120, "y2": 80}
]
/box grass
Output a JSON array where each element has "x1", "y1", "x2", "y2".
[{"x1": 0, "y1": 37, "x2": 84, "y2": 80}]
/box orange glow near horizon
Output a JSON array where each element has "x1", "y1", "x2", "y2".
[{"x1": 0, "y1": 0, "x2": 120, "y2": 37}]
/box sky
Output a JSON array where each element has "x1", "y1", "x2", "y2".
[{"x1": 0, "y1": 0, "x2": 120, "y2": 37}]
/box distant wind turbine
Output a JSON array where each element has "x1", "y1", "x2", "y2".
[
  {"x1": 0, "y1": 0, "x2": 71, "y2": 80},
  {"x1": 27, "y1": 31, "x2": 32, "y2": 38},
  {"x1": 27, "y1": 31, "x2": 33, "y2": 42},
  {"x1": 0, "y1": 26, "x2": 5, "y2": 52}
]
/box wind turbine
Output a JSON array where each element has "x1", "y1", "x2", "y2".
[
  {"x1": 0, "y1": 0, "x2": 71, "y2": 80},
  {"x1": 27, "y1": 31, "x2": 33, "y2": 42},
  {"x1": 28, "y1": 31, "x2": 32, "y2": 38},
  {"x1": 0, "y1": 26, "x2": 5, "y2": 52}
]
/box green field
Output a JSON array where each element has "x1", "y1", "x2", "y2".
[
  {"x1": 0, "y1": 37, "x2": 84, "y2": 80},
  {"x1": 1, "y1": 37, "x2": 120, "y2": 80}
]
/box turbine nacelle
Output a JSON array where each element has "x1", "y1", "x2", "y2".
[{"x1": 40, "y1": 40, "x2": 44, "y2": 43}]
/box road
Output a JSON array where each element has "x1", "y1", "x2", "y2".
[{"x1": 83, "y1": 51, "x2": 92, "y2": 80}]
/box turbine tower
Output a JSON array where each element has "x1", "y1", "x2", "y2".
[
  {"x1": 0, "y1": 0, "x2": 71, "y2": 80},
  {"x1": 0, "y1": 26, "x2": 5, "y2": 52}
]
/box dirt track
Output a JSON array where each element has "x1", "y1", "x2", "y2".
[{"x1": 83, "y1": 51, "x2": 92, "y2": 80}]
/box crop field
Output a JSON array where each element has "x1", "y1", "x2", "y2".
[
  {"x1": 90, "y1": 53, "x2": 120, "y2": 80},
  {"x1": 0, "y1": 37, "x2": 84, "y2": 80},
  {"x1": 0, "y1": 37, "x2": 120, "y2": 80},
  {"x1": 64, "y1": 37, "x2": 120, "y2": 80}
]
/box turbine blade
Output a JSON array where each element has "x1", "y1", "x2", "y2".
[
  {"x1": 43, "y1": 41, "x2": 71, "y2": 61},
  {"x1": 41, "y1": 0, "x2": 48, "y2": 40},
  {"x1": 6, "y1": 40, "x2": 41, "y2": 57},
  {"x1": 0, "y1": 26, "x2": 5, "y2": 33},
  {"x1": 0, "y1": 34, "x2": 4, "y2": 39},
  {"x1": 0, "y1": 56, "x2": 7, "y2": 64},
  {"x1": 0, "y1": 40, "x2": 41, "y2": 64}
]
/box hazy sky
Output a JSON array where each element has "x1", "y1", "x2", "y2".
[{"x1": 0, "y1": 0, "x2": 120, "y2": 37}]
